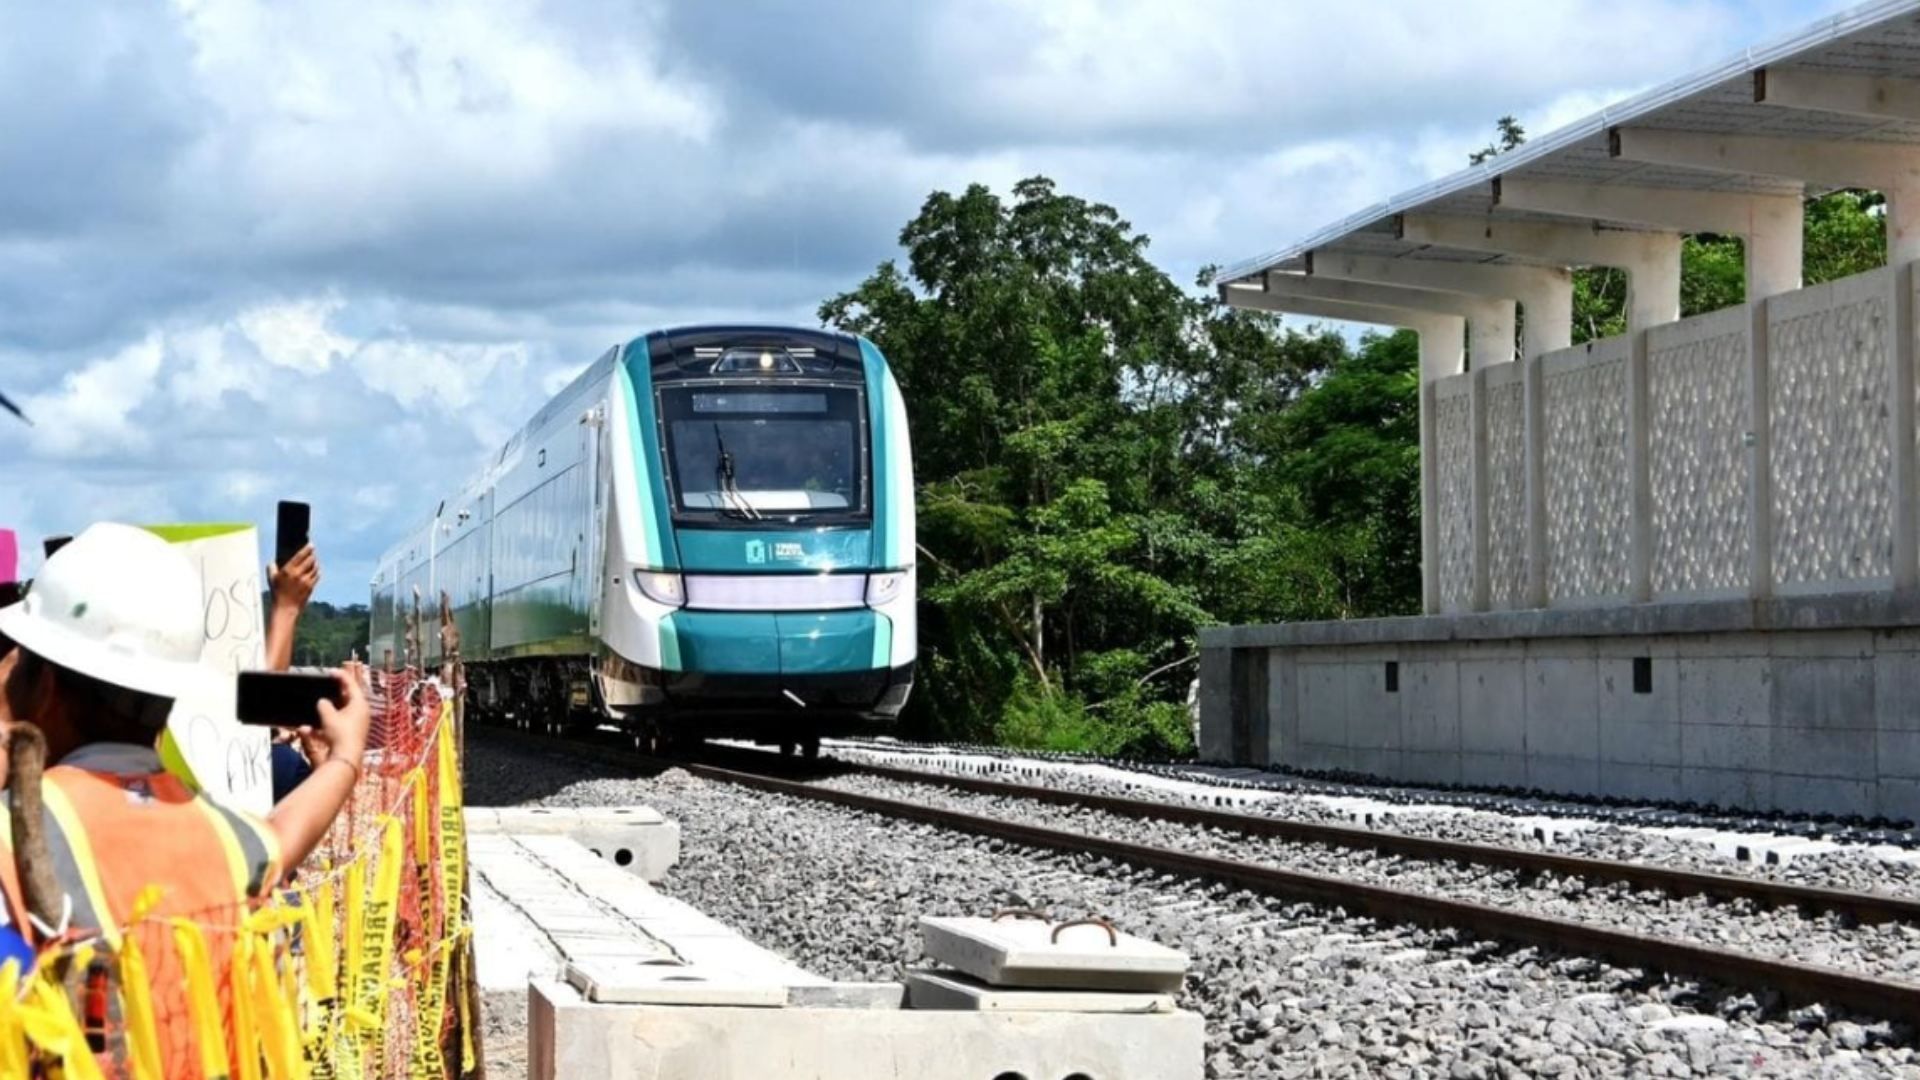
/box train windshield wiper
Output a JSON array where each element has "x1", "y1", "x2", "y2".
[{"x1": 713, "y1": 423, "x2": 762, "y2": 520}]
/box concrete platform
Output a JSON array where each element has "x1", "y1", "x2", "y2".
[
  {"x1": 469, "y1": 826, "x2": 817, "y2": 994},
  {"x1": 530, "y1": 979, "x2": 1205, "y2": 1080},
  {"x1": 1199, "y1": 602, "x2": 1920, "y2": 821}
]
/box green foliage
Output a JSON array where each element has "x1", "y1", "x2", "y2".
[
  {"x1": 286, "y1": 601, "x2": 371, "y2": 666},
  {"x1": 823, "y1": 176, "x2": 1405, "y2": 756}
]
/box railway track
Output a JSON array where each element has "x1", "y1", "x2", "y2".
[{"x1": 481, "y1": 724, "x2": 1920, "y2": 1024}]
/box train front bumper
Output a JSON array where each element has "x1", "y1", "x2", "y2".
[{"x1": 643, "y1": 609, "x2": 913, "y2": 721}]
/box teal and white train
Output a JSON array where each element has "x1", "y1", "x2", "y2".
[{"x1": 370, "y1": 326, "x2": 915, "y2": 750}]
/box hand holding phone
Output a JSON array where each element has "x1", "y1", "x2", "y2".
[
  {"x1": 235, "y1": 670, "x2": 343, "y2": 727},
  {"x1": 274, "y1": 501, "x2": 311, "y2": 569}
]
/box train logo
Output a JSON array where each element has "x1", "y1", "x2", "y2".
[{"x1": 746, "y1": 540, "x2": 768, "y2": 565}]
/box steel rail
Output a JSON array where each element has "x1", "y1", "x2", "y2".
[
  {"x1": 828, "y1": 757, "x2": 1920, "y2": 927},
  {"x1": 484, "y1": 728, "x2": 1920, "y2": 1022}
]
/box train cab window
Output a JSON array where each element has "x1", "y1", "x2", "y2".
[{"x1": 659, "y1": 384, "x2": 868, "y2": 523}]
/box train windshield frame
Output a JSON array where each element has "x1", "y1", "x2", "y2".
[{"x1": 657, "y1": 381, "x2": 871, "y2": 526}]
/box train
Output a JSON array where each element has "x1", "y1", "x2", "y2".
[{"x1": 369, "y1": 325, "x2": 916, "y2": 753}]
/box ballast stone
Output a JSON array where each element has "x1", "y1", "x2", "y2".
[{"x1": 919, "y1": 915, "x2": 1189, "y2": 993}]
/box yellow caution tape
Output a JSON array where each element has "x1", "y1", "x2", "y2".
[
  {"x1": 341, "y1": 859, "x2": 364, "y2": 1019},
  {"x1": 354, "y1": 817, "x2": 404, "y2": 1051},
  {"x1": 117, "y1": 933, "x2": 164, "y2": 1080},
  {"x1": 231, "y1": 929, "x2": 263, "y2": 1080},
  {"x1": 173, "y1": 918, "x2": 232, "y2": 1080},
  {"x1": 248, "y1": 931, "x2": 303, "y2": 1080},
  {"x1": 0, "y1": 962, "x2": 30, "y2": 1080}
]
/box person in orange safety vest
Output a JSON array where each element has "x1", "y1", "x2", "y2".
[{"x1": 0, "y1": 522, "x2": 370, "y2": 1079}]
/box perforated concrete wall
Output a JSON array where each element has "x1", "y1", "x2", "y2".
[
  {"x1": 1432, "y1": 376, "x2": 1475, "y2": 613},
  {"x1": 1541, "y1": 340, "x2": 1631, "y2": 604}
]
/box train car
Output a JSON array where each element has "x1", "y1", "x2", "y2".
[{"x1": 370, "y1": 326, "x2": 916, "y2": 750}]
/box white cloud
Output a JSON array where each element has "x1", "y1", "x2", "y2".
[
  {"x1": 239, "y1": 297, "x2": 352, "y2": 373},
  {"x1": 24, "y1": 335, "x2": 167, "y2": 458}
]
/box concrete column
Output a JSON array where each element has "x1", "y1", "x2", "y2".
[
  {"x1": 1747, "y1": 217, "x2": 1804, "y2": 304},
  {"x1": 1747, "y1": 299, "x2": 1775, "y2": 599},
  {"x1": 1890, "y1": 183, "x2": 1920, "y2": 269},
  {"x1": 1523, "y1": 287, "x2": 1573, "y2": 362},
  {"x1": 1469, "y1": 368, "x2": 1491, "y2": 612},
  {"x1": 1494, "y1": 178, "x2": 1806, "y2": 301},
  {"x1": 1893, "y1": 262, "x2": 1918, "y2": 590},
  {"x1": 1626, "y1": 330, "x2": 1653, "y2": 602},
  {"x1": 1627, "y1": 238, "x2": 1683, "y2": 330},
  {"x1": 1523, "y1": 354, "x2": 1549, "y2": 607},
  {"x1": 1469, "y1": 301, "x2": 1518, "y2": 370},
  {"x1": 1309, "y1": 251, "x2": 1572, "y2": 361},
  {"x1": 1398, "y1": 213, "x2": 1681, "y2": 332}
]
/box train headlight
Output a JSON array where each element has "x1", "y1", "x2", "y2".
[
  {"x1": 865, "y1": 570, "x2": 908, "y2": 607},
  {"x1": 636, "y1": 571, "x2": 686, "y2": 608}
]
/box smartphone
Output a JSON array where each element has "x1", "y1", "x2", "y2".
[
  {"x1": 42, "y1": 535, "x2": 71, "y2": 560},
  {"x1": 275, "y1": 501, "x2": 311, "y2": 567},
  {"x1": 235, "y1": 670, "x2": 342, "y2": 727}
]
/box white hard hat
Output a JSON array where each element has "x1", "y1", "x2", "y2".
[{"x1": 0, "y1": 523, "x2": 207, "y2": 699}]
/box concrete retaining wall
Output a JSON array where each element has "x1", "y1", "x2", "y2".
[{"x1": 1197, "y1": 593, "x2": 1920, "y2": 820}]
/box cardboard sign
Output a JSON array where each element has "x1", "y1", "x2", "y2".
[
  {"x1": 146, "y1": 523, "x2": 273, "y2": 814},
  {"x1": 0, "y1": 528, "x2": 15, "y2": 585}
]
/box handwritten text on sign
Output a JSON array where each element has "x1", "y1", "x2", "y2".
[{"x1": 147, "y1": 524, "x2": 273, "y2": 814}]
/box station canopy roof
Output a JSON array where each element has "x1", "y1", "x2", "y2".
[{"x1": 1215, "y1": 0, "x2": 1920, "y2": 286}]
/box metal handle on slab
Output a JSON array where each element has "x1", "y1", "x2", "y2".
[
  {"x1": 1051, "y1": 917, "x2": 1118, "y2": 947},
  {"x1": 991, "y1": 907, "x2": 1049, "y2": 923}
]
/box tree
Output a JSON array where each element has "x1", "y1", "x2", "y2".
[
  {"x1": 1468, "y1": 116, "x2": 1526, "y2": 165},
  {"x1": 822, "y1": 178, "x2": 1340, "y2": 754}
]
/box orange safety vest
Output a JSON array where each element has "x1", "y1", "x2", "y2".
[{"x1": 0, "y1": 748, "x2": 281, "y2": 1080}]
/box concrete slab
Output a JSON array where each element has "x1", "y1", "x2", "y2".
[
  {"x1": 473, "y1": 830, "x2": 823, "y2": 995},
  {"x1": 905, "y1": 970, "x2": 1178, "y2": 1014},
  {"x1": 786, "y1": 983, "x2": 907, "y2": 1010},
  {"x1": 530, "y1": 979, "x2": 1206, "y2": 1080},
  {"x1": 920, "y1": 916, "x2": 1189, "y2": 993},
  {"x1": 468, "y1": 805, "x2": 681, "y2": 881},
  {"x1": 565, "y1": 960, "x2": 788, "y2": 1007}
]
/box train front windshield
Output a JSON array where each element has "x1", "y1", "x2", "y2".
[{"x1": 660, "y1": 385, "x2": 868, "y2": 523}]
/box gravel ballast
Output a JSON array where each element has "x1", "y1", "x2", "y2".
[
  {"x1": 806, "y1": 770, "x2": 1920, "y2": 985},
  {"x1": 468, "y1": 733, "x2": 1920, "y2": 1079}
]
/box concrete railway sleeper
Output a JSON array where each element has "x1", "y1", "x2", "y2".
[{"x1": 493, "y1": 726, "x2": 1920, "y2": 1026}]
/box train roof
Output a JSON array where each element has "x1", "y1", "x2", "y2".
[{"x1": 636, "y1": 324, "x2": 866, "y2": 368}]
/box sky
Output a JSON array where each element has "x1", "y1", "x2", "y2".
[{"x1": 0, "y1": 0, "x2": 1855, "y2": 603}]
